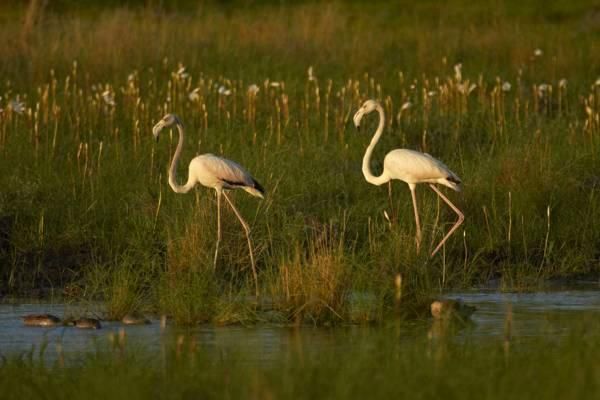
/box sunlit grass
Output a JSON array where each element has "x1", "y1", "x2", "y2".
[{"x1": 0, "y1": 0, "x2": 599, "y2": 323}]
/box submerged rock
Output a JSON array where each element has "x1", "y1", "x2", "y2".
[
  {"x1": 65, "y1": 317, "x2": 102, "y2": 329},
  {"x1": 430, "y1": 299, "x2": 476, "y2": 321},
  {"x1": 122, "y1": 314, "x2": 151, "y2": 325},
  {"x1": 22, "y1": 314, "x2": 61, "y2": 327}
]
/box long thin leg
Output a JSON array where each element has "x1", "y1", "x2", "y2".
[
  {"x1": 387, "y1": 182, "x2": 395, "y2": 225},
  {"x1": 223, "y1": 192, "x2": 259, "y2": 298},
  {"x1": 213, "y1": 190, "x2": 222, "y2": 270},
  {"x1": 429, "y1": 184, "x2": 464, "y2": 257},
  {"x1": 409, "y1": 184, "x2": 422, "y2": 253}
]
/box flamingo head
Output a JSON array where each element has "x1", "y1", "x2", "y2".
[
  {"x1": 353, "y1": 99, "x2": 379, "y2": 130},
  {"x1": 152, "y1": 114, "x2": 182, "y2": 141}
]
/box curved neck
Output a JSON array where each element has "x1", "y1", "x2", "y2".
[
  {"x1": 362, "y1": 103, "x2": 390, "y2": 186},
  {"x1": 168, "y1": 122, "x2": 196, "y2": 194}
]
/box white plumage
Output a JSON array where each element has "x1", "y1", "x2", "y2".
[
  {"x1": 382, "y1": 149, "x2": 461, "y2": 191},
  {"x1": 353, "y1": 99, "x2": 464, "y2": 256},
  {"x1": 186, "y1": 154, "x2": 264, "y2": 198},
  {"x1": 152, "y1": 114, "x2": 263, "y2": 296}
]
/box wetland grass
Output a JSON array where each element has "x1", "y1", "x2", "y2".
[
  {"x1": 0, "y1": 0, "x2": 599, "y2": 324},
  {"x1": 1, "y1": 316, "x2": 599, "y2": 400}
]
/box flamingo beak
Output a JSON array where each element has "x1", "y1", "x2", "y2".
[
  {"x1": 353, "y1": 110, "x2": 363, "y2": 131},
  {"x1": 152, "y1": 120, "x2": 165, "y2": 142}
]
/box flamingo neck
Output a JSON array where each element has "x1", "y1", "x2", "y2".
[
  {"x1": 168, "y1": 122, "x2": 196, "y2": 194},
  {"x1": 362, "y1": 103, "x2": 390, "y2": 186}
]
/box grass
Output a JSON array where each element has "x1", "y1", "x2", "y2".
[
  {"x1": 0, "y1": 0, "x2": 599, "y2": 324},
  {"x1": 1, "y1": 314, "x2": 599, "y2": 399}
]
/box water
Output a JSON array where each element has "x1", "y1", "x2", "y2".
[{"x1": 1, "y1": 290, "x2": 599, "y2": 362}]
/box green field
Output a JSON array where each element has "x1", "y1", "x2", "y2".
[{"x1": 0, "y1": 0, "x2": 599, "y2": 324}]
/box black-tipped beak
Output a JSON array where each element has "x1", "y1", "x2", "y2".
[
  {"x1": 356, "y1": 124, "x2": 361, "y2": 132},
  {"x1": 154, "y1": 135, "x2": 159, "y2": 143}
]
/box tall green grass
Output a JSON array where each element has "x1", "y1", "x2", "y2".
[{"x1": 0, "y1": 0, "x2": 599, "y2": 323}]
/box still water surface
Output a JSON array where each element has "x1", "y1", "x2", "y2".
[{"x1": 1, "y1": 290, "x2": 599, "y2": 361}]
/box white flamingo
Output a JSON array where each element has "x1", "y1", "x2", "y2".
[
  {"x1": 152, "y1": 114, "x2": 264, "y2": 296},
  {"x1": 353, "y1": 100, "x2": 464, "y2": 256}
]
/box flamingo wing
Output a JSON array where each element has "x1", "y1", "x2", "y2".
[
  {"x1": 384, "y1": 149, "x2": 461, "y2": 189},
  {"x1": 192, "y1": 154, "x2": 265, "y2": 197}
]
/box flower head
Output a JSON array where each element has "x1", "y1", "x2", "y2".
[
  {"x1": 102, "y1": 90, "x2": 115, "y2": 106},
  {"x1": 9, "y1": 98, "x2": 26, "y2": 114},
  {"x1": 247, "y1": 84, "x2": 260, "y2": 95},
  {"x1": 537, "y1": 83, "x2": 550, "y2": 97},
  {"x1": 218, "y1": 86, "x2": 231, "y2": 96},
  {"x1": 534, "y1": 48, "x2": 543, "y2": 57},
  {"x1": 502, "y1": 82, "x2": 512, "y2": 92},
  {"x1": 176, "y1": 66, "x2": 189, "y2": 80},
  {"x1": 558, "y1": 79, "x2": 567, "y2": 89},
  {"x1": 308, "y1": 66, "x2": 315, "y2": 81},
  {"x1": 188, "y1": 88, "x2": 200, "y2": 102},
  {"x1": 454, "y1": 63, "x2": 462, "y2": 82}
]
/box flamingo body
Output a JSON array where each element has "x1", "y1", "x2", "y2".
[
  {"x1": 187, "y1": 154, "x2": 264, "y2": 198},
  {"x1": 382, "y1": 149, "x2": 461, "y2": 191},
  {"x1": 353, "y1": 99, "x2": 464, "y2": 256}
]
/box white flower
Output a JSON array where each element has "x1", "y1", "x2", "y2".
[
  {"x1": 534, "y1": 48, "x2": 543, "y2": 57},
  {"x1": 558, "y1": 79, "x2": 567, "y2": 89},
  {"x1": 176, "y1": 66, "x2": 189, "y2": 80},
  {"x1": 502, "y1": 82, "x2": 512, "y2": 92},
  {"x1": 127, "y1": 73, "x2": 136, "y2": 83},
  {"x1": 9, "y1": 99, "x2": 26, "y2": 114},
  {"x1": 454, "y1": 63, "x2": 462, "y2": 82},
  {"x1": 102, "y1": 90, "x2": 115, "y2": 106},
  {"x1": 595, "y1": 78, "x2": 600, "y2": 86},
  {"x1": 218, "y1": 86, "x2": 231, "y2": 96},
  {"x1": 247, "y1": 84, "x2": 260, "y2": 95},
  {"x1": 537, "y1": 83, "x2": 550, "y2": 97},
  {"x1": 188, "y1": 88, "x2": 200, "y2": 102},
  {"x1": 308, "y1": 66, "x2": 315, "y2": 81},
  {"x1": 427, "y1": 90, "x2": 437, "y2": 97},
  {"x1": 586, "y1": 105, "x2": 593, "y2": 116},
  {"x1": 269, "y1": 81, "x2": 281, "y2": 88},
  {"x1": 457, "y1": 82, "x2": 476, "y2": 95}
]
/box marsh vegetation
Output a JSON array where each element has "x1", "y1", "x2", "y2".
[
  {"x1": 1, "y1": 293, "x2": 600, "y2": 400},
  {"x1": 0, "y1": 0, "x2": 599, "y2": 324}
]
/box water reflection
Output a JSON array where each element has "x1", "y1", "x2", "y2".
[{"x1": 1, "y1": 290, "x2": 598, "y2": 362}]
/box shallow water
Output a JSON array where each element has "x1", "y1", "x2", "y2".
[{"x1": 1, "y1": 290, "x2": 599, "y2": 362}]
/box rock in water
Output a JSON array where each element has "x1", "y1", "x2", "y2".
[
  {"x1": 122, "y1": 314, "x2": 151, "y2": 325},
  {"x1": 430, "y1": 299, "x2": 476, "y2": 321},
  {"x1": 22, "y1": 314, "x2": 61, "y2": 327}
]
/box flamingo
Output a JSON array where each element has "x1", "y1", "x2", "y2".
[
  {"x1": 152, "y1": 114, "x2": 264, "y2": 297},
  {"x1": 353, "y1": 100, "x2": 464, "y2": 256}
]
